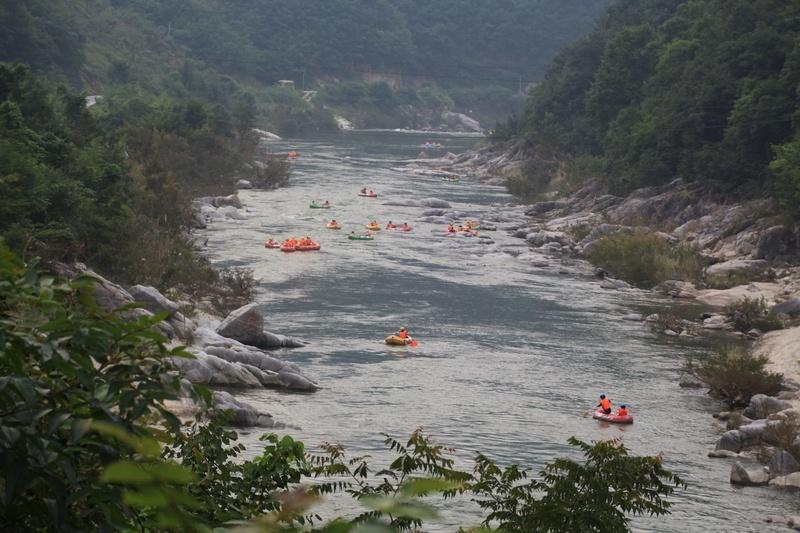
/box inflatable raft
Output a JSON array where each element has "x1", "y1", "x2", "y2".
[
  {"x1": 348, "y1": 234, "x2": 374, "y2": 241},
  {"x1": 592, "y1": 409, "x2": 633, "y2": 424},
  {"x1": 310, "y1": 203, "x2": 331, "y2": 209},
  {"x1": 358, "y1": 192, "x2": 378, "y2": 198},
  {"x1": 326, "y1": 223, "x2": 342, "y2": 229},
  {"x1": 280, "y1": 244, "x2": 296, "y2": 252},
  {"x1": 385, "y1": 335, "x2": 412, "y2": 346},
  {"x1": 365, "y1": 223, "x2": 381, "y2": 231},
  {"x1": 296, "y1": 243, "x2": 320, "y2": 251},
  {"x1": 265, "y1": 242, "x2": 280, "y2": 249}
]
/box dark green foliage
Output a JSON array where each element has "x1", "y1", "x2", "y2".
[
  {"x1": 588, "y1": 231, "x2": 705, "y2": 288},
  {"x1": 0, "y1": 63, "x2": 259, "y2": 295},
  {"x1": 723, "y1": 296, "x2": 784, "y2": 333},
  {"x1": 164, "y1": 417, "x2": 310, "y2": 525},
  {"x1": 311, "y1": 428, "x2": 685, "y2": 532},
  {"x1": 688, "y1": 344, "x2": 783, "y2": 405},
  {"x1": 470, "y1": 437, "x2": 686, "y2": 532},
  {"x1": 0, "y1": 243, "x2": 194, "y2": 531},
  {"x1": 508, "y1": 0, "x2": 800, "y2": 209},
  {"x1": 311, "y1": 429, "x2": 471, "y2": 529},
  {"x1": 770, "y1": 137, "x2": 800, "y2": 220}
]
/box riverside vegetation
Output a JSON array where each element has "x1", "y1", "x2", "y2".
[{"x1": 0, "y1": 245, "x2": 685, "y2": 531}]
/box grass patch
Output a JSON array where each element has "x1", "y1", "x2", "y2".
[
  {"x1": 704, "y1": 267, "x2": 776, "y2": 290},
  {"x1": 724, "y1": 297, "x2": 784, "y2": 333},
  {"x1": 686, "y1": 344, "x2": 783, "y2": 406},
  {"x1": 565, "y1": 224, "x2": 592, "y2": 243},
  {"x1": 588, "y1": 231, "x2": 705, "y2": 288}
]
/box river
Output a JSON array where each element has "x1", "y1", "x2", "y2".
[{"x1": 199, "y1": 131, "x2": 795, "y2": 532}]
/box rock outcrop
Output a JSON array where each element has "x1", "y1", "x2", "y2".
[
  {"x1": 730, "y1": 461, "x2": 769, "y2": 486},
  {"x1": 769, "y1": 450, "x2": 800, "y2": 479},
  {"x1": 743, "y1": 395, "x2": 793, "y2": 420},
  {"x1": 216, "y1": 303, "x2": 306, "y2": 349}
]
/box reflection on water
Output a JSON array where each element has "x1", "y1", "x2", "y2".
[{"x1": 200, "y1": 131, "x2": 793, "y2": 532}]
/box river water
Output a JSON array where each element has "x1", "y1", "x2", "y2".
[{"x1": 200, "y1": 131, "x2": 795, "y2": 532}]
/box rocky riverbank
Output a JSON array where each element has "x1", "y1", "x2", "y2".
[
  {"x1": 402, "y1": 144, "x2": 800, "y2": 526},
  {"x1": 53, "y1": 192, "x2": 320, "y2": 429}
]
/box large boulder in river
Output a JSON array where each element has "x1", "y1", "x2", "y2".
[
  {"x1": 216, "y1": 304, "x2": 265, "y2": 343},
  {"x1": 744, "y1": 394, "x2": 792, "y2": 420},
  {"x1": 730, "y1": 461, "x2": 769, "y2": 486},
  {"x1": 215, "y1": 304, "x2": 305, "y2": 349},
  {"x1": 212, "y1": 391, "x2": 277, "y2": 427},
  {"x1": 420, "y1": 198, "x2": 452, "y2": 209}
]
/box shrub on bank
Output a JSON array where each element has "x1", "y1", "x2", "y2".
[
  {"x1": 688, "y1": 344, "x2": 783, "y2": 406},
  {"x1": 724, "y1": 296, "x2": 784, "y2": 333},
  {"x1": 588, "y1": 231, "x2": 705, "y2": 288}
]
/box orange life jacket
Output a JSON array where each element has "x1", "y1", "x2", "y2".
[
  {"x1": 617, "y1": 408, "x2": 628, "y2": 416},
  {"x1": 398, "y1": 331, "x2": 408, "y2": 339},
  {"x1": 600, "y1": 398, "x2": 611, "y2": 410}
]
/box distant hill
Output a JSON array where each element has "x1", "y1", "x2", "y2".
[{"x1": 0, "y1": 0, "x2": 608, "y2": 91}]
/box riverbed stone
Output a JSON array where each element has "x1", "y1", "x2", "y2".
[
  {"x1": 716, "y1": 430, "x2": 744, "y2": 452},
  {"x1": 652, "y1": 280, "x2": 699, "y2": 299},
  {"x1": 212, "y1": 391, "x2": 276, "y2": 427},
  {"x1": 744, "y1": 395, "x2": 793, "y2": 420},
  {"x1": 709, "y1": 449, "x2": 740, "y2": 458},
  {"x1": 730, "y1": 461, "x2": 769, "y2": 486},
  {"x1": 769, "y1": 451, "x2": 800, "y2": 479},
  {"x1": 420, "y1": 198, "x2": 452, "y2": 208},
  {"x1": 600, "y1": 277, "x2": 632, "y2": 290},
  {"x1": 769, "y1": 472, "x2": 800, "y2": 489},
  {"x1": 702, "y1": 314, "x2": 731, "y2": 330}
]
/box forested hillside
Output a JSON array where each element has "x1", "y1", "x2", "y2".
[
  {"x1": 0, "y1": 0, "x2": 609, "y2": 128},
  {"x1": 1, "y1": 0, "x2": 607, "y2": 88},
  {"x1": 503, "y1": 0, "x2": 800, "y2": 216}
]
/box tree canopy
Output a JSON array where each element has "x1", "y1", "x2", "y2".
[{"x1": 504, "y1": 0, "x2": 800, "y2": 206}]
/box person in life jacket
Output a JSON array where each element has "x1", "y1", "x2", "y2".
[
  {"x1": 386, "y1": 221, "x2": 397, "y2": 229},
  {"x1": 265, "y1": 239, "x2": 276, "y2": 248},
  {"x1": 401, "y1": 222, "x2": 410, "y2": 230},
  {"x1": 361, "y1": 187, "x2": 367, "y2": 194},
  {"x1": 616, "y1": 404, "x2": 629, "y2": 417},
  {"x1": 324, "y1": 200, "x2": 330, "y2": 206},
  {"x1": 598, "y1": 394, "x2": 612, "y2": 415},
  {"x1": 330, "y1": 219, "x2": 338, "y2": 226},
  {"x1": 397, "y1": 327, "x2": 409, "y2": 339}
]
